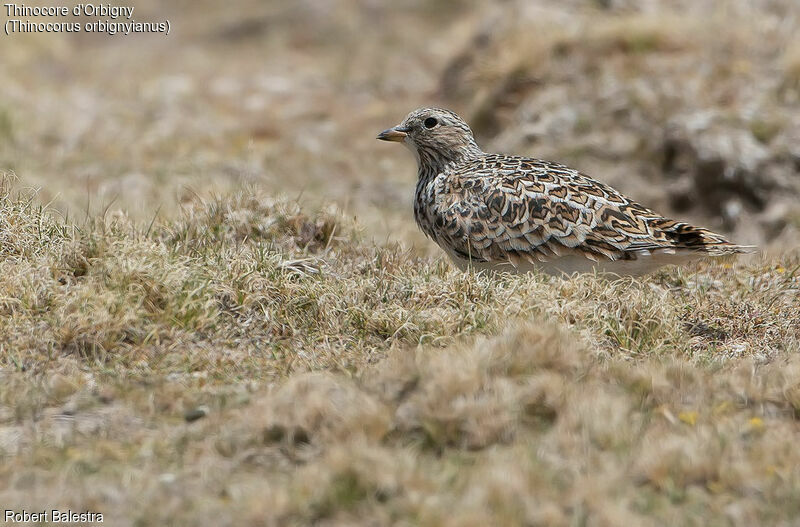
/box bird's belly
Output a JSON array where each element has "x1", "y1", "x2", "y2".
[{"x1": 443, "y1": 249, "x2": 700, "y2": 277}]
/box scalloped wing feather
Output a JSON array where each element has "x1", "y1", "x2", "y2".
[{"x1": 416, "y1": 154, "x2": 751, "y2": 275}]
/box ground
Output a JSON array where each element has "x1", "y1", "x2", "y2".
[{"x1": 1, "y1": 1, "x2": 799, "y2": 526}]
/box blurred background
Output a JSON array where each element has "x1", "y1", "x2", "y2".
[{"x1": 2, "y1": 0, "x2": 799, "y2": 253}]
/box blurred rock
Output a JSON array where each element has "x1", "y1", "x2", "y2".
[{"x1": 437, "y1": 1, "x2": 800, "y2": 244}]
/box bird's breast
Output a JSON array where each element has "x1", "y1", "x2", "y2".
[{"x1": 413, "y1": 176, "x2": 439, "y2": 240}]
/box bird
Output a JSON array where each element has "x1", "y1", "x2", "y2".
[{"x1": 377, "y1": 107, "x2": 753, "y2": 276}]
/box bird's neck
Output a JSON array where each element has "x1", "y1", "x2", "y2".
[{"x1": 415, "y1": 142, "x2": 483, "y2": 184}]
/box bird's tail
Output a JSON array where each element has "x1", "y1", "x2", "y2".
[{"x1": 655, "y1": 219, "x2": 756, "y2": 256}]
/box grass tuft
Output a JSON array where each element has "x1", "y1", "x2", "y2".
[{"x1": 0, "y1": 182, "x2": 798, "y2": 523}]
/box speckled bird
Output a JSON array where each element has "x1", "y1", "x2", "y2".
[{"x1": 378, "y1": 107, "x2": 752, "y2": 276}]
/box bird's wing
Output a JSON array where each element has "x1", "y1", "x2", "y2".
[{"x1": 428, "y1": 155, "x2": 747, "y2": 266}]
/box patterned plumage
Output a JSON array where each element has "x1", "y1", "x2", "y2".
[{"x1": 378, "y1": 107, "x2": 753, "y2": 276}]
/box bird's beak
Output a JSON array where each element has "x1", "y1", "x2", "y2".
[{"x1": 377, "y1": 126, "x2": 410, "y2": 142}]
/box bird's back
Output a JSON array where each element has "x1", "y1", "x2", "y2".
[{"x1": 415, "y1": 153, "x2": 749, "y2": 276}]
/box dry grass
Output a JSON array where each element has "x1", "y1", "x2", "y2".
[
  {"x1": 2, "y1": 0, "x2": 800, "y2": 525},
  {"x1": 1, "y1": 179, "x2": 799, "y2": 525}
]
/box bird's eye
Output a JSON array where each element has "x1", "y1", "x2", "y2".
[{"x1": 423, "y1": 117, "x2": 438, "y2": 129}]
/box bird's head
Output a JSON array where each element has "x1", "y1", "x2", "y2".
[{"x1": 377, "y1": 108, "x2": 483, "y2": 172}]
